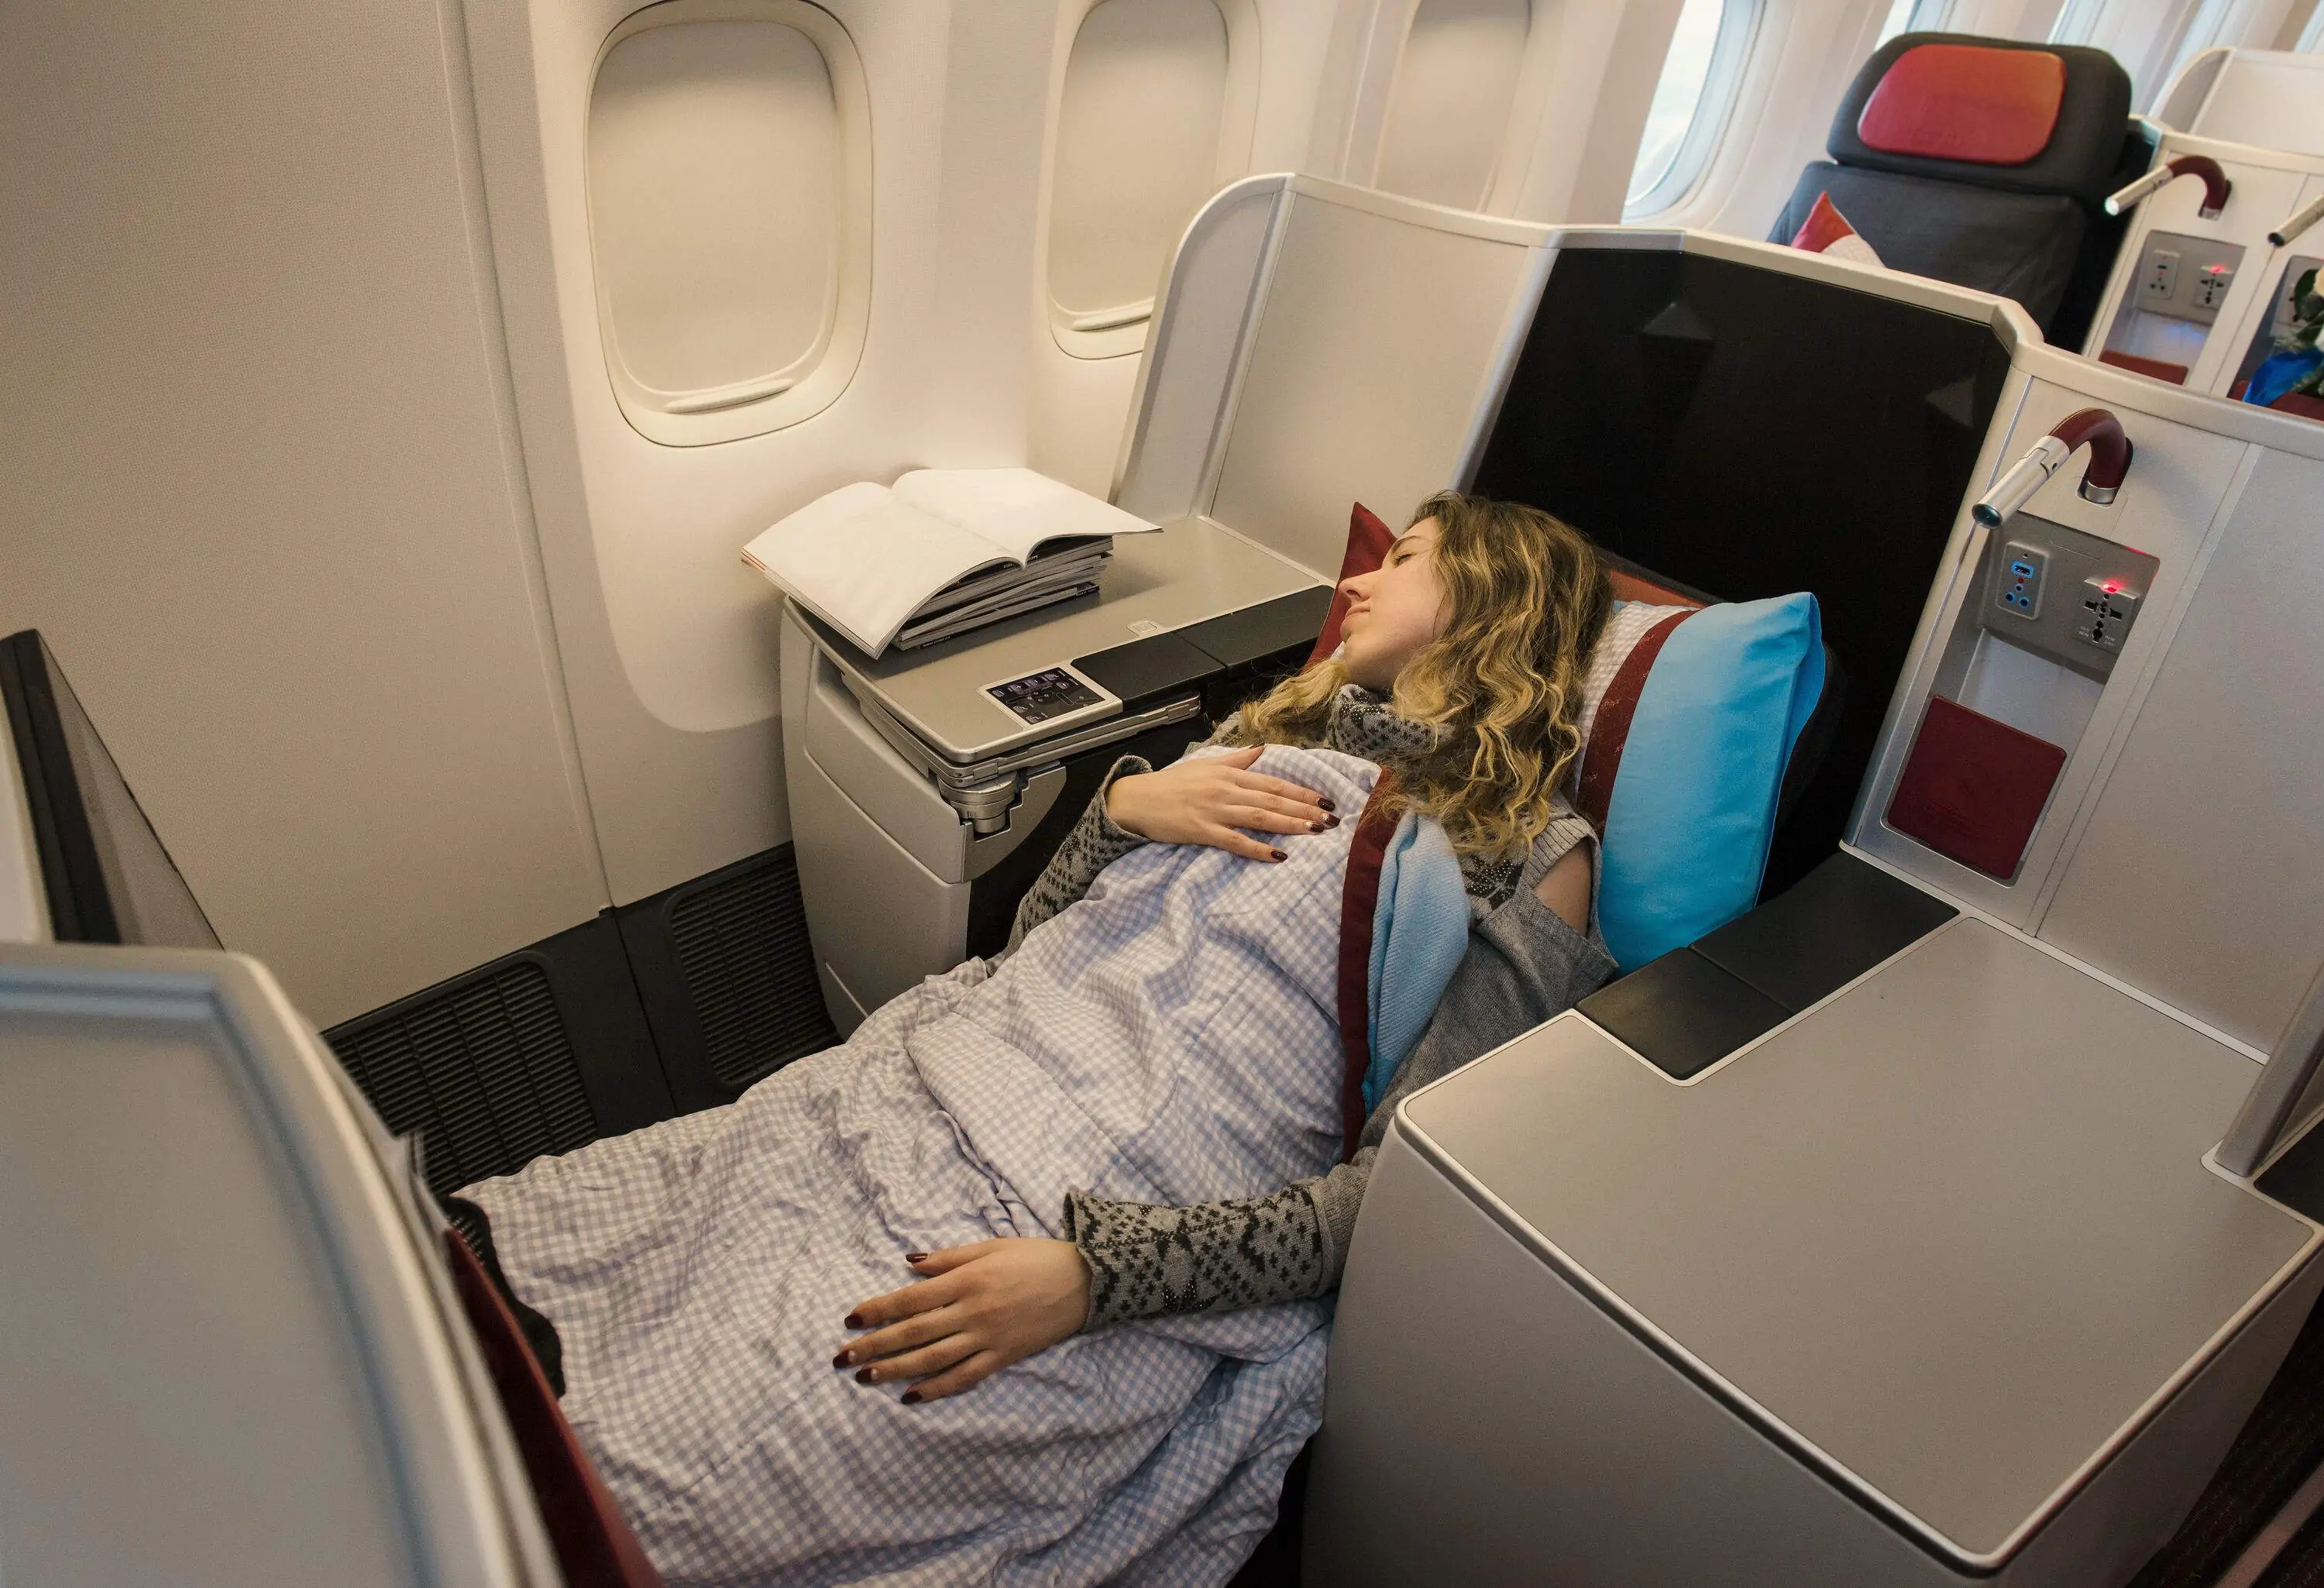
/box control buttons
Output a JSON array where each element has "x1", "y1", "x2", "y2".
[
  {"x1": 2076, "y1": 579, "x2": 2141, "y2": 652},
  {"x1": 1997, "y1": 541, "x2": 2047, "y2": 619}
]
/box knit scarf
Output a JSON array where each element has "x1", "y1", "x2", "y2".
[{"x1": 1309, "y1": 686, "x2": 1523, "y2": 910}]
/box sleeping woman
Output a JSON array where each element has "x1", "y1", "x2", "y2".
[{"x1": 460, "y1": 492, "x2": 1618, "y2": 1586}]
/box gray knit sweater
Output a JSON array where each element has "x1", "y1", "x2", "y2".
[{"x1": 1002, "y1": 693, "x2": 1617, "y2": 1329}]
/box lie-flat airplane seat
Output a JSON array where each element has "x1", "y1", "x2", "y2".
[{"x1": 1768, "y1": 33, "x2": 2137, "y2": 341}]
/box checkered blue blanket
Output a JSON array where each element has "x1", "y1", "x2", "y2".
[{"x1": 466, "y1": 746, "x2": 1383, "y2": 1586}]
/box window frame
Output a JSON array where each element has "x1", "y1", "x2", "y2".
[
  {"x1": 1881, "y1": 0, "x2": 1956, "y2": 43},
  {"x1": 1040, "y1": 0, "x2": 1263, "y2": 363},
  {"x1": 584, "y1": 0, "x2": 872, "y2": 447},
  {"x1": 1372, "y1": 0, "x2": 1538, "y2": 214},
  {"x1": 1624, "y1": 0, "x2": 1767, "y2": 219}
]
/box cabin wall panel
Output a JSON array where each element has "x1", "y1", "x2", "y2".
[
  {"x1": 2039, "y1": 445, "x2": 2324, "y2": 1053},
  {"x1": 1372, "y1": 0, "x2": 1535, "y2": 212},
  {"x1": 473, "y1": 0, "x2": 1075, "y2": 906},
  {"x1": 1331, "y1": 0, "x2": 1697, "y2": 227},
  {"x1": 0, "y1": 0, "x2": 607, "y2": 1023},
  {"x1": 1027, "y1": 0, "x2": 1366, "y2": 496}
]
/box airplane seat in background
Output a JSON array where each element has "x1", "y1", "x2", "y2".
[{"x1": 1769, "y1": 33, "x2": 2135, "y2": 339}]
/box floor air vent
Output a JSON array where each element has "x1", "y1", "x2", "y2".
[
  {"x1": 667, "y1": 847, "x2": 835, "y2": 1089},
  {"x1": 327, "y1": 959, "x2": 598, "y2": 1196}
]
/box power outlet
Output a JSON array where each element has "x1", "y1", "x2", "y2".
[
  {"x1": 2075, "y1": 579, "x2": 2142, "y2": 653},
  {"x1": 1997, "y1": 542, "x2": 2047, "y2": 619},
  {"x1": 2144, "y1": 249, "x2": 2181, "y2": 301},
  {"x1": 2125, "y1": 233, "x2": 2248, "y2": 326}
]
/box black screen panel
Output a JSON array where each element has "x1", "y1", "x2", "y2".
[
  {"x1": 0, "y1": 630, "x2": 220, "y2": 947},
  {"x1": 1471, "y1": 249, "x2": 2010, "y2": 890}
]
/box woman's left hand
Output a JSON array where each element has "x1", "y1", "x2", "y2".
[{"x1": 835, "y1": 1238, "x2": 1090, "y2": 1404}]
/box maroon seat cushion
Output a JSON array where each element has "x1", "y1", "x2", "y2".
[
  {"x1": 445, "y1": 1230, "x2": 665, "y2": 1588},
  {"x1": 1306, "y1": 503, "x2": 1397, "y2": 669}
]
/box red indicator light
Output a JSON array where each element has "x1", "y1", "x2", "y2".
[{"x1": 2103, "y1": 582, "x2": 2121, "y2": 593}]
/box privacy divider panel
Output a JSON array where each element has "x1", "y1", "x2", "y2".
[{"x1": 1471, "y1": 247, "x2": 2011, "y2": 891}]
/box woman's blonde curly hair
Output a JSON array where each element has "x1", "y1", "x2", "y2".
[{"x1": 1228, "y1": 492, "x2": 1611, "y2": 861}]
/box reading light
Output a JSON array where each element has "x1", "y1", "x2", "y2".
[
  {"x1": 2269, "y1": 192, "x2": 2324, "y2": 249},
  {"x1": 2105, "y1": 155, "x2": 2233, "y2": 221},
  {"x1": 1972, "y1": 409, "x2": 2133, "y2": 529}
]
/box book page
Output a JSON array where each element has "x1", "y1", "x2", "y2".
[
  {"x1": 741, "y1": 482, "x2": 1011, "y2": 655},
  {"x1": 893, "y1": 467, "x2": 1155, "y2": 565}
]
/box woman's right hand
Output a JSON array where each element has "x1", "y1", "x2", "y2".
[{"x1": 1106, "y1": 744, "x2": 1338, "y2": 862}]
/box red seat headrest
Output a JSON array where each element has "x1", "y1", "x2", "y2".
[
  {"x1": 1824, "y1": 32, "x2": 2131, "y2": 208},
  {"x1": 1858, "y1": 43, "x2": 2065, "y2": 167}
]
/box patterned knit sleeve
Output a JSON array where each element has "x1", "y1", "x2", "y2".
[
  {"x1": 1002, "y1": 755, "x2": 1153, "y2": 955},
  {"x1": 1064, "y1": 1177, "x2": 1342, "y2": 1327}
]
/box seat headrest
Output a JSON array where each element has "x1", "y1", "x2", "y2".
[{"x1": 1827, "y1": 33, "x2": 2131, "y2": 208}]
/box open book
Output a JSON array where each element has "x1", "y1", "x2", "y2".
[{"x1": 741, "y1": 468, "x2": 1157, "y2": 657}]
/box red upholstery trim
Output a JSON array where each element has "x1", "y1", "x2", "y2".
[
  {"x1": 445, "y1": 1232, "x2": 665, "y2": 1588},
  {"x1": 2098, "y1": 350, "x2": 2188, "y2": 385},
  {"x1": 1885, "y1": 696, "x2": 2065, "y2": 881},
  {"x1": 1857, "y1": 44, "x2": 2064, "y2": 166},
  {"x1": 1576, "y1": 611, "x2": 1692, "y2": 834},
  {"x1": 2164, "y1": 154, "x2": 2232, "y2": 215},
  {"x1": 2049, "y1": 406, "x2": 2131, "y2": 493},
  {"x1": 1307, "y1": 503, "x2": 1397, "y2": 669},
  {"x1": 1607, "y1": 569, "x2": 1706, "y2": 609},
  {"x1": 1789, "y1": 191, "x2": 1858, "y2": 253},
  {"x1": 1334, "y1": 781, "x2": 1397, "y2": 1161}
]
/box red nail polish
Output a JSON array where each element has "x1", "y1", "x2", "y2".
[
  {"x1": 833, "y1": 1350, "x2": 851, "y2": 1369},
  {"x1": 855, "y1": 1367, "x2": 876, "y2": 1384},
  {"x1": 905, "y1": 1252, "x2": 928, "y2": 1263},
  {"x1": 1308, "y1": 822, "x2": 1325, "y2": 833},
  {"x1": 1270, "y1": 849, "x2": 1287, "y2": 862},
  {"x1": 1325, "y1": 814, "x2": 1341, "y2": 828},
  {"x1": 844, "y1": 1311, "x2": 865, "y2": 1328},
  {"x1": 901, "y1": 1389, "x2": 923, "y2": 1405},
  {"x1": 1318, "y1": 798, "x2": 1336, "y2": 812}
]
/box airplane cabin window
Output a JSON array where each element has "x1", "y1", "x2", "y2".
[
  {"x1": 2048, "y1": 0, "x2": 2106, "y2": 43},
  {"x1": 1624, "y1": 0, "x2": 1761, "y2": 215},
  {"x1": 1877, "y1": 0, "x2": 1950, "y2": 44},
  {"x1": 1373, "y1": 0, "x2": 1533, "y2": 212},
  {"x1": 1047, "y1": 0, "x2": 1243, "y2": 359},
  {"x1": 586, "y1": 0, "x2": 871, "y2": 445}
]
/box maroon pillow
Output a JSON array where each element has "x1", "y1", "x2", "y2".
[{"x1": 1306, "y1": 503, "x2": 1397, "y2": 669}]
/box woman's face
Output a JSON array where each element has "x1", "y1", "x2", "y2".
[{"x1": 1337, "y1": 518, "x2": 1449, "y2": 692}]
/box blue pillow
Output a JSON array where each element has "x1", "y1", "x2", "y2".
[{"x1": 1595, "y1": 594, "x2": 1825, "y2": 972}]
